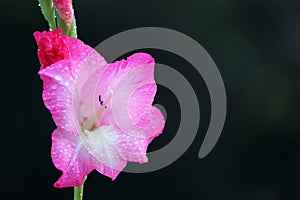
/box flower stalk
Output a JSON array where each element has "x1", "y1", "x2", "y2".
[
  {"x1": 74, "y1": 185, "x2": 84, "y2": 200},
  {"x1": 74, "y1": 176, "x2": 87, "y2": 200}
]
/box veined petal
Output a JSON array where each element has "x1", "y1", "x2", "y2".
[
  {"x1": 77, "y1": 59, "x2": 108, "y2": 127},
  {"x1": 110, "y1": 53, "x2": 165, "y2": 140},
  {"x1": 96, "y1": 53, "x2": 164, "y2": 161},
  {"x1": 39, "y1": 59, "x2": 80, "y2": 135},
  {"x1": 81, "y1": 126, "x2": 127, "y2": 180},
  {"x1": 128, "y1": 83, "x2": 157, "y2": 126},
  {"x1": 145, "y1": 106, "x2": 165, "y2": 144},
  {"x1": 100, "y1": 111, "x2": 149, "y2": 163},
  {"x1": 117, "y1": 132, "x2": 149, "y2": 163},
  {"x1": 52, "y1": 126, "x2": 127, "y2": 187},
  {"x1": 51, "y1": 128, "x2": 94, "y2": 188},
  {"x1": 94, "y1": 53, "x2": 155, "y2": 109}
]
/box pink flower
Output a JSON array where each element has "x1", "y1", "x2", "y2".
[
  {"x1": 34, "y1": 30, "x2": 165, "y2": 188},
  {"x1": 53, "y1": 0, "x2": 74, "y2": 26}
]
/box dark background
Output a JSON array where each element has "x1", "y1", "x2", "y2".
[{"x1": 1, "y1": 0, "x2": 299, "y2": 199}]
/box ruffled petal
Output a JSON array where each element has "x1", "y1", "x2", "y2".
[
  {"x1": 128, "y1": 83, "x2": 157, "y2": 126},
  {"x1": 39, "y1": 59, "x2": 81, "y2": 135},
  {"x1": 110, "y1": 53, "x2": 165, "y2": 140},
  {"x1": 100, "y1": 111, "x2": 148, "y2": 163},
  {"x1": 51, "y1": 128, "x2": 94, "y2": 188},
  {"x1": 117, "y1": 132, "x2": 149, "y2": 163},
  {"x1": 94, "y1": 53, "x2": 154, "y2": 110},
  {"x1": 97, "y1": 53, "x2": 164, "y2": 163},
  {"x1": 145, "y1": 106, "x2": 165, "y2": 144},
  {"x1": 80, "y1": 126, "x2": 127, "y2": 180},
  {"x1": 52, "y1": 126, "x2": 127, "y2": 187}
]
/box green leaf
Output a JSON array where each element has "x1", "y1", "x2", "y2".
[
  {"x1": 68, "y1": 15, "x2": 78, "y2": 38},
  {"x1": 38, "y1": 0, "x2": 56, "y2": 30}
]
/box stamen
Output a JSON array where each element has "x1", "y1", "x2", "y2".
[
  {"x1": 99, "y1": 94, "x2": 109, "y2": 109},
  {"x1": 82, "y1": 92, "x2": 113, "y2": 131},
  {"x1": 98, "y1": 95, "x2": 104, "y2": 105}
]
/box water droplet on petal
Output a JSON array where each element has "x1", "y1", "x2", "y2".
[{"x1": 55, "y1": 75, "x2": 62, "y2": 81}]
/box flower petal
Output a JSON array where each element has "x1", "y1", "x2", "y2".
[
  {"x1": 97, "y1": 53, "x2": 164, "y2": 162},
  {"x1": 110, "y1": 53, "x2": 165, "y2": 140},
  {"x1": 100, "y1": 111, "x2": 149, "y2": 163},
  {"x1": 94, "y1": 53, "x2": 155, "y2": 109},
  {"x1": 38, "y1": 36, "x2": 107, "y2": 135},
  {"x1": 39, "y1": 59, "x2": 81, "y2": 135},
  {"x1": 51, "y1": 128, "x2": 94, "y2": 188},
  {"x1": 145, "y1": 106, "x2": 165, "y2": 144},
  {"x1": 81, "y1": 126, "x2": 127, "y2": 180},
  {"x1": 128, "y1": 83, "x2": 157, "y2": 126}
]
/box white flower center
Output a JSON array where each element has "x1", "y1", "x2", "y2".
[
  {"x1": 81, "y1": 91, "x2": 113, "y2": 131},
  {"x1": 79, "y1": 125, "x2": 123, "y2": 169}
]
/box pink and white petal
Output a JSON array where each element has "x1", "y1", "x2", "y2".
[
  {"x1": 99, "y1": 110, "x2": 117, "y2": 127},
  {"x1": 111, "y1": 57, "x2": 161, "y2": 139},
  {"x1": 39, "y1": 59, "x2": 80, "y2": 135},
  {"x1": 39, "y1": 49, "x2": 107, "y2": 133},
  {"x1": 80, "y1": 126, "x2": 127, "y2": 180},
  {"x1": 117, "y1": 132, "x2": 149, "y2": 163},
  {"x1": 92, "y1": 159, "x2": 122, "y2": 181},
  {"x1": 145, "y1": 106, "x2": 165, "y2": 144},
  {"x1": 51, "y1": 128, "x2": 94, "y2": 188},
  {"x1": 98, "y1": 52, "x2": 163, "y2": 162},
  {"x1": 77, "y1": 56, "x2": 107, "y2": 125},
  {"x1": 94, "y1": 53, "x2": 155, "y2": 109},
  {"x1": 102, "y1": 108, "x2": 164, "y2": 165},
  {"x1": 99, "y1": 111, "x2": 148, "y2": 163},
  {"x1": 64, "y1": 36, "x2": 101, "y2": 65},
  {"x1": 128, "y1": 83, "x2": 157, "y2": 126}
]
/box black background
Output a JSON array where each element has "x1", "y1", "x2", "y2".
[{"x1": 1, "y1": 0, "x2": 300, "y2": 199}]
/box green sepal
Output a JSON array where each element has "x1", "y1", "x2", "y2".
[
  {"x1": 56, "y1": 11, "x2": 77, "y2": 38},
  {"x1": 38, "y1": 0, "x2": 56, "y2": 30},
  {"x1": 69, "y1": 14, "x2": 78, "y2": 38}
]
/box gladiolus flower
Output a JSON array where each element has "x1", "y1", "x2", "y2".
[{"x1": 34, "y1": 30, "x2": 165, "y2": 188}]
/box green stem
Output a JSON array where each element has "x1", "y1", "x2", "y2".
[
  {"x1": 74, "y1": 185, "x2": 84, "y2": 200},
  {"x1": 74, "y1": 176, "x2": 87, "y2": 200}
]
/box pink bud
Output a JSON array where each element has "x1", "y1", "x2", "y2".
[{"x1": 53, "y1": 0, "x2": 74, "y2": 26}]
